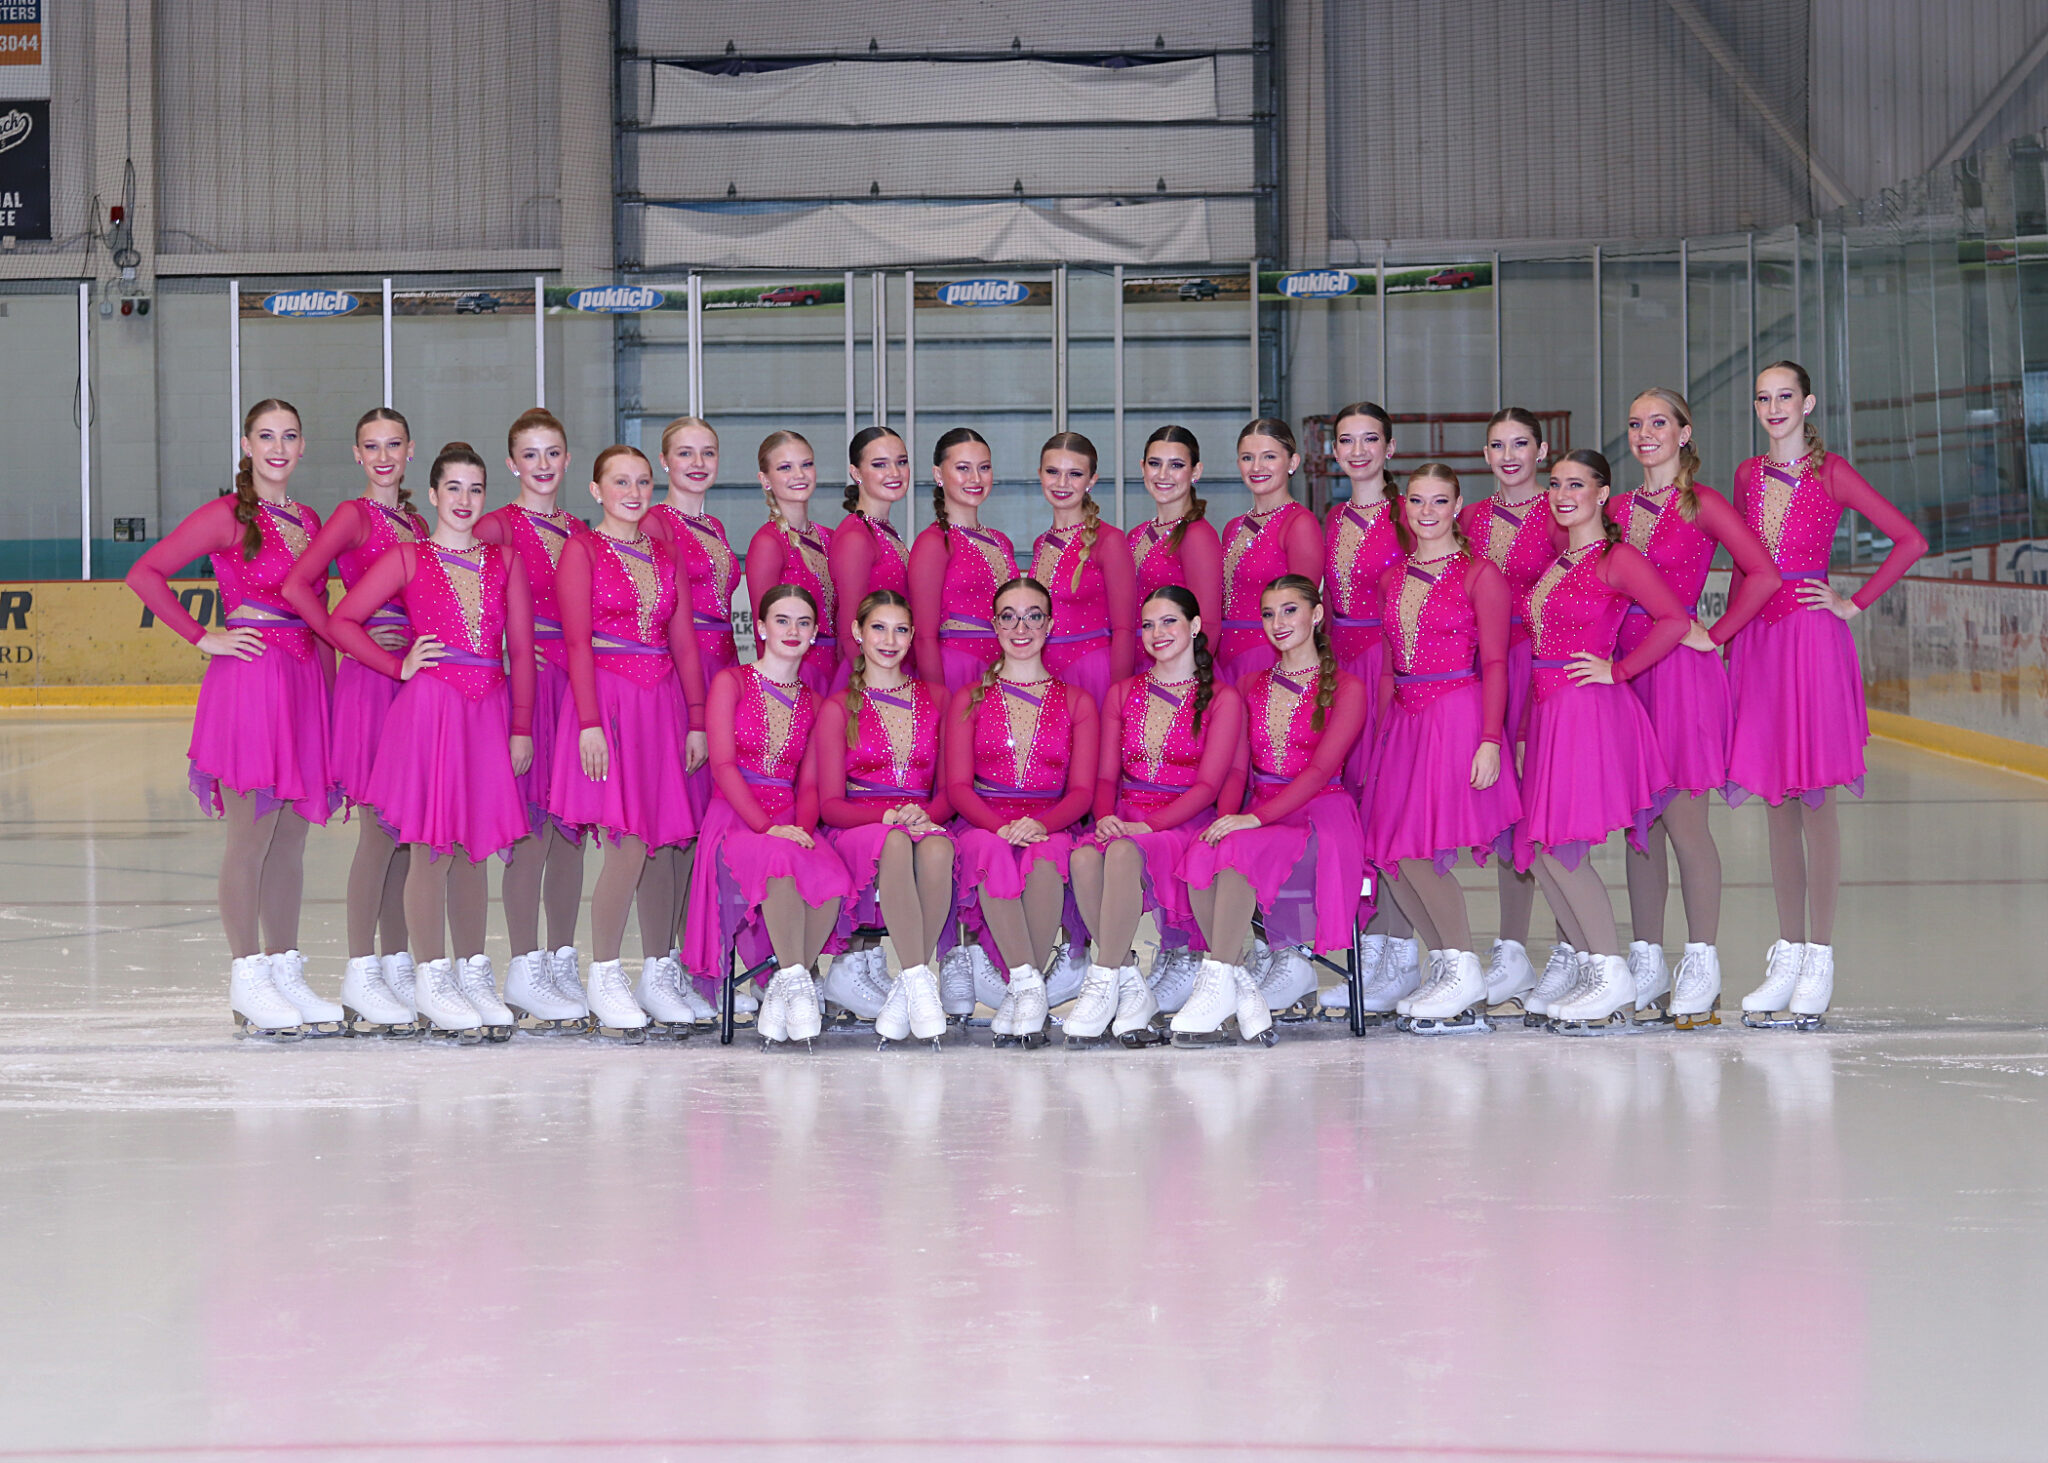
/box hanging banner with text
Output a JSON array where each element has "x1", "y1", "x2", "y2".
[{"x1": 0, "y1": 97, "x2": 47, "y2": 238}]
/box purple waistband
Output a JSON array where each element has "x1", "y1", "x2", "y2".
[
  {"x1": 1395, "y1": 668, "x2": 1476, "y2": 684},
  {"x1": 1531, "y1": 657, "x2": 1574, "y2": 669},
  {"x1": 1331, "y1": 616, "x2": 1382, "y2": 629},
  {"x1": 1625, "y1": 601, "x2": 1697, "y2": 616},
  {"x1": 533, "y1": 615, "x2": 563, "y2": 642},
  {"x1": 434, "y1": 647, "x2": 503, "y2": 668},
  {"x1": 974, "y1": 780, "x2": 1060, "y2": 801},
  {"x1": 1120, "y1": 774, "x2": 1191, "y2": 795},
  {"x1": 847, "y1": 775, "x2": 920, "y2": 799},
  {"x1": 1221, "y1": 618, "x2": 1262, "y2": 629},
  {"x1": 742, "y1": 770, "x2": 793, "y2": 789},
  {"x1": 1509, "y1": 614, "x2": 1525, "y2": 625},
  {"x1": 1046, "y1": 629, "x2": 1106, "y2": 645},
  {"x1": 363, "y1": 612, "x2": 410, "y2": 628},
  {"x1": 692, "y1": 613, "x2": 731, "y2": 630},
  {"x1": 227, "y1": 611, "x2": 305, "y2": 630},
  {"x1": 1780, "y1": 570, "x2": 1827, "y2": 581},
  {"x1": 593, "y1": 631, "x2": 667, "y2": 656}
]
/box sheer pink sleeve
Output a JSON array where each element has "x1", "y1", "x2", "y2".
[
  {"x1": 281, "y1": 498, "x2": 363, "y2": 642},
  {"x1": 1218, "y1": 735, "x2": 1249, "y2": 814},
  {"x1": 1603, "y1": 545, "x2": 1689, "y2": 683},
  {"x1": 1692, "y1": 486, "x2": 1780, "y2": 645},
  {"x1": 667, "y1": 554, "x2": 706, "y2": 719},
  {"x1": 744, "y1": 524, "x2": 789, "y2": 618},
  {"x1": 327, "y1": 544, "x2": 415, "y2": 681},
  {"x1": 1038, "y1": 687, "x2": 1100, "y2": 833},
  {"x1": 1469, "y1": 559, "x2": 1510, "y2": 746},
  {"x1": 1094, "y1": 678, "x2": 1130, "y2": 819},
  {"x1": 1145, "y1": 684, "x2": 1241, "y2": 830},
  {"x1": 125, "y1": 498, "x2": 240, "y2": 643},
  {"x1": 558, "y1": 537, "x2": 602, "y2": 731},
  {"x1": 1254, "y1": 673, "x2": 1365, "y2": 826},
  {"x1": 1373, "y1": 564, "x2": 1400, "y2": 724},
  {"x1": 1283, "y1": 507, "x2": 1325, "y2": 582},
  {"x1": 793, "y1": 736, "x2": 822, "y2": 831},
  {"x1": 503, "y1": 552, "x2": 535, "y2": 737},
  {"x1": 707, "y1": 669, "x2": 775, "y2": 833},
  {"x1": 1824, "y1": 457, "x2": 1929, "y2": 608},
  {"x1": 1099, "y1": 524, "x2": 1138, "y2": 682},
  {"x1": 828, "y1": 518, "x2": 876, "y2": 651},
  {"x1": 1179, "y1": 519, "x2": 1225, "y2": 635},
  {"x1": 908, "y1": 529, "x2": 949, "y2": 685}
]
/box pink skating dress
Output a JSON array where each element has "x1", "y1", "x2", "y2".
[
  {"x1": 1606, "y1": 482, "x2": 1780, "y2": 798},
  {"x1": 1029, "y1": 517, "x2": 1137, "y2": 705},
  {"x1": 1177, "y1": 664, "x2": 1368, "y2": 954},
  {"x1": 283, "y1": 496, "x2": 428, "y2": 816},
  {"x1": 329, "y1": 543, "x2": 536, "y2": 862},
  {"x1": 1129, "y1": 513, "x2": 1224, "y2": 635},
  {"x1": 1725, "y1": 454, "x2": 1926, "y2": 807},
  {"x1": 1082, "y1": 673, "x2": 1245, "y2": 942},
  {"x1": 646, "y1": 501, "x2": 739, "y2": 820},
  {"x1": 745, "y1": 516, "x2": 838, "y2": 697},
  {"x1": 909, "y1": 518, "x2": 1020, "y2": 692},
  {"x1": 1459, "y1": 491, "x2": 1564, "y2": 749},
  {"x1": 547, "y1": 532, "x2": 706, "y2": 851},
  {"x1": 476, "y1": 502, "x2": 586, "y2": 835},
  {"x1": 826, "y1": 509, "x2": 912, "y2": 691},
  {"x1": 682, "y1": 665, "x2": 854, "y2": 979},
  {"x1": 816, "y1": 677, "x2": 953, "y2": 947},
  {"x1": 127, "y1": 495, "x2": 336, "y2": 824},
  {"x1": 1510, "y1": 543, "x2": 1688, "y2": 872},
  {"x1": 1323, "y1": 491, "x2": 1404, "y2": 794},
  {"x1": 945, "y1": 675, "x2": 1100, "y2": 970},
  {"x1": 1362, "y1": 552, "x2": 1521, "y2": 874},
  {"x1": 1217, "y1": 501, "x2": 1325, "y2": 684}
]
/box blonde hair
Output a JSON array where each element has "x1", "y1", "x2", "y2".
[
  {"x1": 659, "y1": 415, "x2": 717, "y2": 456},
  {"x1": 757, "y1": 429, "x2": 812, "y2": 530},
  {"x1": 844, "y1": 589, "x2": 911, "y2": 748},
  {"x1": 1392, "y1": 462, "x2": 1473, "y2": 556},
  {"x1": 1041, "y1": 431, "x2": 1100, "y2": 592},
  {"x1": 1633, "y1": 387, "x2": 1703, "y2": 522}
]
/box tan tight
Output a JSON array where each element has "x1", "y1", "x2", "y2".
[
  {"x1": 1385, "y1": 861, "x2": 1473, "y2": 952},
  {"x1": 1766, "y1": 792, "x2": 1841, "y2": 944},
  {"x1": 403, "y1": 844, "x2": 488, "y2": 963},
  {"x1": 1531, "y1": 852, "x2": 1621, "y2": 958},
  {"x1": 762, "y1": 877, "x2": 840, "y2": 969},
  {"x1": 587, "y1": 836, "x2": 676, "y2": 965},
  {"x1": 980, "y1": 860, "x2": 1066, "y2": 971},
  {"x1": 218, "y1": 792, "x2": 309, "y2": 958},
  {"x1": 1188, "y1": 871, "x2": 1258, "y2": 967},
  {"x1": 1624, "y1": 791, "x2": 1723, "y2": 945},
  {"x1": 501, "y1": 822, "x2": 585, "y2": 954},
  {"x1": 344, "y1": 817, "x2": 410, "y2": 958},
  {"x1": 1069, "y1": 840, "x2": 1145, "y2": 967},
  {"x1": 872, "y1": 831, "x2": 955, "y2": 967}
]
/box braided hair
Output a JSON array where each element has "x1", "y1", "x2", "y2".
[
  {"x1": 1142, "y1": 585, "x2": 1214, "y2": 736},
  {"x1": 355, "y1": 406, "x2": 417, "y2": 515},
  {"x1": 968, "y1": 576, "x2": 1052, "y2": 712},
  {"x1": 1555, "y1": 449, "x2": 1623, "y2": 547},
  {"x1": 756, "y1": 429, "x2": 813, "y2": 533},
  {"x1": 845, "y1": 425, "x2": 906, "y2": 515},
  {"x1": 1143, "y1": 425, "x2": 1206, "y2": 553},
  {"x1": 1631, "y1": 387, "x2": 1703, "y2": 522},
  {"x1": 226, "y1": 398, "x2": 301, "y2": 560},
  {"x1": 1760, "y1": 360, "x2": 1827, "y2": 468},
  {"x1": 930, "y1": 426, "x2": 988, "y2": 540},
  {"x1": 845, "y1": 588, "x2": 911, "y2": 748},
  {"x1": 1263, "y1": 572, "x2": 1337, "y2": 731},
  {"x1": 1040, "y1": 430, "x2": 1100, "y2": 592},
  {"x1": 1392, "y1": 462, "x2": 1474, "y2": 557},
  {"x1": 1332, "y1": 401, "x2": 1398, "y2": 504}
]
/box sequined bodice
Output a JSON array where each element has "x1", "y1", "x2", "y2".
[
  {"x1": 1117, "y1": 675, "x2": 1206, "y2": 812},
  {"x1": 587, "y1": 534, "x2": 681, "y2": 689},
  {"x1": 850, "y1": 514, "x2": 911, "y2": 598},
  {"x1": 503, "y1": 504, "x2": 584, "y2": 669},
  {"x1": 213, "y1": 499, "x2": 318, "y2": 661},
  {"x1": 1737, "y1": 455, "x2": 1841, "y2": 623},
  {"x1": 1031, "y1": 523, "x2": 1108, "y2": 638},
  {"x1": 1389, "y1": 554, "x2": 1479, "y2": 713},
  {"x1": 1468, "y1": 494, "x2": 1555, "y2": 645},
  {"x1": 1221, "y1": 503, "x2": 1308, "y2": 624},
  {"x1": 735, "y1": 665, "x2": 817, "y2": 819},
  {"x1": 1130, "y1": 518, "x2": 1190, "y2": 601},
  {"x1": 940, "y1": 523, "x2": 1019, "y2": 625},
  {"x1": 404, "y1": 543, "x2": 511, "y2": 700},
  {"x1": 971, "y1": 677, "x2": 1073, "y2": 801},
  {"x1": 1523, "y1": 546, "x2": 1624, "y2": 701},
  {"x1": 1242, "y1": 665, "x2": 1333, "y2": 792},
  {"x1": 1613, "y1": 486, "x2": 1711, "y2": 611},
  {"x1": 335, "y1": 498, "x2": 425, "y2": 592},
  {"x1": 1324, "y1": 496, "x2": 1402, "y2": 656},
  {"x1": 651, "y1": 502, "x2": 737, "y2": 625},
  {"x1": 845, "y1": 678, "x2": 942, "y2": 797},
  {"x1": 773, "y1": 520, "x2": 837, "y2": 630}
]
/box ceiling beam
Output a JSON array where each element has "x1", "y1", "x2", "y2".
[{"x1": 1932, "y1": 22, "x2": 2048, "y2": 170}]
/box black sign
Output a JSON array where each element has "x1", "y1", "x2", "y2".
[{"x1": 0, "y1": 99, "x2": 49, "y2": 240}]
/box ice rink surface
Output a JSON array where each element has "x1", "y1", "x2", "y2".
[{"x1": 2, "y1": 710, "x2": 2046, "y2": 1463}]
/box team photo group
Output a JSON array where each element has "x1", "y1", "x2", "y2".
[{"x1": 125, "y1": 359, "x2": 1927, "y2": 1049}]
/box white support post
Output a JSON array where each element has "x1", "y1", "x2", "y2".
[
  {"x1": 228, "y1": 279, "x2": 242, "y2": 470},
  {"x1": 1113, "y1": 264, "x2": 1125, "y2": 529},
  {"x1": 1376, "y1": 247, "x2": 1388, "y2": 402},
  {"x1": 1746, "y1": 232, "x2": 1757, "y2": 454},
  {"x1": 1247, "y1": 260, "x2": 1260, "y2": 416},
  {"x1": 1491, "y1": 250, "x2": 1503, "y2": 407},
  {"x1": 1054, "y1": 265, "x2": 1069, "y2": 434},
  {"x1": 77, "y1": 282, "x2": 90, "y2": 581},
  {"x1": 687, "y1": 272, "x2": 704, "y2": 419},
  {"x1": 844, "y1": 271, "x2": 857, "y2": 443},
  {"x1": 1592, "y1": 244, "x2": 1604, "y2": 451},
  {"x1": 1793, "y1": 225, "x2": 1804, "y2": 366},
  {"x1": 872, "y1": 272, "x2": 888, "y2": 427},
  {"x1": 381, "y1": 278, "x2": 394, "y2": 408},
  {"x1": 1679, "y1": 238, "x2": 1691, "y2": 395},
  {"x1": 533, "y1": 275, "x2": 547, "y2": 408},
  {"x1": 903, "y1": 269, "x2": 917, "y2": 534}
]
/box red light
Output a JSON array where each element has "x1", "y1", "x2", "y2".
[
  {"x1": 110, "y1": 205, "x2": 125, "y2": 224},
  {"x1": 121, "y1": 299, "x2": 133, "y2": 315}
]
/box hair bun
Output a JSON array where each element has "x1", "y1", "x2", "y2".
[{"x1": 441, "y1": 440, "x2": 475, "y2": 456}]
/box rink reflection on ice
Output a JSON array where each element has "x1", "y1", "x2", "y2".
[{"x1": 3, "y1": 711, "x2": 2048, "y2": 1462}]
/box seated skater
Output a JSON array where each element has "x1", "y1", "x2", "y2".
[
  {"x1": 1066, "y1": 586, "x2": 1244, "y2": 1044},
  {"x1": 1177, "y1": 574, "x2": 1367, "y2": 1045},
  {"x1": 1511, "y1": 450, "x2": 1690, "y2": 1032},
  {"x1": 944, "y1": 577, "x2": 1101, "y2": 1047},
  {"x1": 1360, "y1": 465, "x2": 1523, "y2": 1033},
  {"x1": 328, "y1": 443, "x2": 536, "y2": 1039},
  {"x1": 548, "y1": 445, "x2": 711, "y2": 1037},
  {"x1": 682, "y1": 585, "x2": 854, "y2": 1045},
  {"x1": 816, "y1": 591, "x2": 955, "y2": 1044}
]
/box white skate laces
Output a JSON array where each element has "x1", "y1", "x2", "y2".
[
  {"x1": 229, "y1": 954, "x2": 304, "y2": 1036},
  {"x1": 266, "y1": 949, "x2": 344, "y2": 1031},
  {"x1": 1063, "y1": 964, "x2": 1121, "y2": 1040},
  {"x1": 1742, "y1": 939, "x2": 1806, "y2": 1014}
]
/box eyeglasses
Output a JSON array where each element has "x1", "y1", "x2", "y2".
[{"x1": 995, "y1": 609, "x2": 1049, "y2": 630}]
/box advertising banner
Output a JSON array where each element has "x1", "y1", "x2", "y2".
[
  {"x1": 0, "y1": 97, "x2": 47, "y2": 238},
  {"x1": 239, "y1": 286, "x2": 540, "y2": 319},
  {"x1": 0, "y1": 580, "x2": 221, "y2": 700}
]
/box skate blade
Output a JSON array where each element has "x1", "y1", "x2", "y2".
[
  {"x1": 642, "y1": 1019, "x2": 695, "y2": 1040},
  {"x1": 1062, "y1": 1029, "x2": 1116, "y2": 1048},
  {"x1": 1484, "y1": 995, "x2": 1531, "y2": 1017},
  {"x1": 480, "y1": 1023, "x2": 516, "y2": 1044},
  {"x1": 296, "y1": 1020, "x2": 347, "y2": 1039},
  {"x1": 1351, "y1": 1009, "x2": 1401, "y2": 1029},
  {"x1": 421, "y1": 1024, "x2": 486, "y2": 1044},
  {"x1": 1113, "y1": 1019, "x2": 1171, "y2": 1048},
  {"x1": 1238, "y1": 1024, "x2": 1279, "y2": 1047},
  {"x1": 1632, "y1": 1006, "x2": 1677, "y2": 1028},
  {"x1": 341, "y1": 1009, "x2": 421, "y2": 1038},
  {"x1": 588, "y1": 1023, "x2": 649, "y2": 1043},
  {"x1": 513, "y1": 1015, "x2": 590, "y2": 1035},
  {"x1": 232, "y1": 1015, "x2": 307, "y2": 1042},
  {"x1": 1313, "y1": 1003, "x2": 1350, "y2": 1021},
  {"x1": 1547, "y1": 1011, "x2": 1634, "y2": 1036},
  {"x1": 1169, "y1": 1026, "x2": 1234, "y2": 1048},
  {"x1": 992, "y1": 1028, "x2": 1049, "y2": 1049},
  {"x1": 1742, "y1": 1010, "x2": 1827, "y2": 1031},
  {"x1": 1672, "y1": 1007, "x2": 1723, "y2": 1031},
  {"x1": 1401, "y1": 1012, "x2": 1494, "y2": 1036}
]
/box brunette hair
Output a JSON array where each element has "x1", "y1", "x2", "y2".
[
  {"x1": 1393, "y1": 462, "x2": 1473, "y2": 556},
  {"x1": 1485, "y1": 406, "x2": 1549, "y2": 475},
  {"x1": 507, "y1": 406, "x2": 566, "y2": 458},
  {"x1": 1262, "y1": 573, "x2": 1338, "y2": 730},
  {"x1": 844, "y1": 588, "x2": 912, "y2": 748},
  {"x1": 592, "y1": 443, "x2": 653, "y2": 484},
  {"x1": 758, "y1": 581, "x2": 820, "y2": 625},
  {"x1": 1332, "y1": 401, "x2": 1398, "y2": 504},
  {"x1": 1555, "y1": 449, "x2": 1623, "y2": 546},
  {"x1": 846, "y1": 426, "x2": 907, "y2": 515},
  {"x1": 658, "y1": 415, "x2": 717, "y2": 456},
  {"x1": 968, "y1": 576, "x2": 1053, "y2": 711},
  {"x1": 1237, "y1": 416, "x2": 1299, "y2": 456},
  {"x1": 226, "y1": 398, "x2": 302, "y2": 560},
  {"x1": 355, "y1": 406, "x2": 418, "y2": 515},
  {"x1": 1631, "y1": 387, "x2": 1703, "y2": 521},
  {"x1": 1759, "y1": 360, "x2": 1826, "y2": 464},
  {"x1": 757, "y1": 429, "x2": 813, "y2": 530},
  {"x1": 1143, "y1": 425, "x2": 1207, "y2": 553},
  {"x1": 1142, "y1": 585, "x2": 1214, "y2": 736},
  {"x1": 1040, "y1": 430, "x2": 1101, "y2": 591},
  {"x1": 429, "y1": 441, "x2": 487, "y2": 494},
  {"x1": 930, "y1": 426, "x2": 989, "y2": 537}
]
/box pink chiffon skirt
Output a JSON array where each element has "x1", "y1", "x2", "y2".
[
  {"x1": 1512, "y1": 681, "x2": 1672, "y2": 873},
  {"x1": 1627, "y1": 639, "x2": 1733, "y2": 797},
  {"x1": 824, "y1": 820, "x2": 956, "y2": 949},
  {"x1": 1726, "y1": 609, "x2": 1868, "y2": 808},
  {"x1": 1505, "y1": 637, "x2": 1533, "y2": 752},
  {"x1": 1046, "y1": 636, "x2": 1114, "y2": 707},
  {"x1": 517, "y1": 661, "x2": 571, "y2": 836},
  {"x1": 187, "y1": 645, "x2": 335, "y2": 825},
  {"x1": 547, "y1": 667, "x2": 698, "y2": 850},
  {"x1": 1338, "y1": 639, "x2": 1386, "y2": 798},
  {"x1": 938, "y1": 636, "x2": 1000, "y2": 694},
  {"x1": 1364, "y1": 681, "x2": 1521, "y2": 875},
  {"x1": 951, "y1": 822, "x2": 1077, "y2": 969},
  {"x1": 1076, "y1": 819, "x2": 1207, "y2": 939},
  {"x1": 684, "y1": 630, "x2": 739, "y2": 823},
  {"x1": 1177, "y1": 790, "x2": 1366, "y2": 954},
  {"x1": 328, "y1": 655, "x2": 402, "y2": 812},
  {"x1": 1219, "y1": 640, "x2": 1278, "y2": 688},
  {"x1": 362, "y1": 674, "x2": 528, "y2": 862},
  {"x1": 681, "y1": 799, "x2": 853, "y2": 978}
]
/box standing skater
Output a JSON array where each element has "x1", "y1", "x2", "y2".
[
  {"x1": 327, "y1": 443, "x2": 536, "y2": 1040},
  {"x1": 281, "y1": 406, "x2": 429, "y2": 1031},
  {"x1": 1216, "y1": 419, "x2": 1324, "y2": 684},
  {"x1": 682, "y1": 585, "x2": 853, "y2": 1045},
  {"x1": 944, "y1": 578, "x2": 1101, "y2": 1047},
  {"x1": 1459, "y1": 407, "x2": 1566, "y2": 1012},
  {"x1": 745, "y1": 431, "x2": 838, "y2": 696},
  {"x1": 1509, "y1": 450, "x2": 1689, "y2": 1033},
  {"x1": 816, "y1": 590, "x2": 956, "y2": 1045},
  {"x1": 827, "y1": 427, "x2": 914, "y2": 690},
  {"x1": 1127, "y1": 426, "x2": 1222, "y2": 634},
  {"x1": 1361, "y1": 465, "x2": 1521, "y2": 1034},
  {"x1": 476, "y1": 408, "x2": 591, "y2": 1025},
  {"x1": 1029, "y1": 431, "x2": 1136, "y2": 706},
  {"x1": 1728, "y1": 362, "x2": 1926, "y2": 1029},
  {"x1": 1177, "y1": 575, "x2": 1366, "y2": 1046},
  {"x1": 126, "y1": 398, "x2": 340, "y2": 1037},
  {"x1": 549, "y1": 445, "x2": 711, "y2": 1037},
  {"x1": 1608, "y1": 389, "x2": 1780, "y2": 1028},
  {"x1": 1067, "y1": 586, "x2": 1243, "y2": 1042},
  {"x1": 908, "y1": 427, "x2": 1018, "y2": 691}
]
